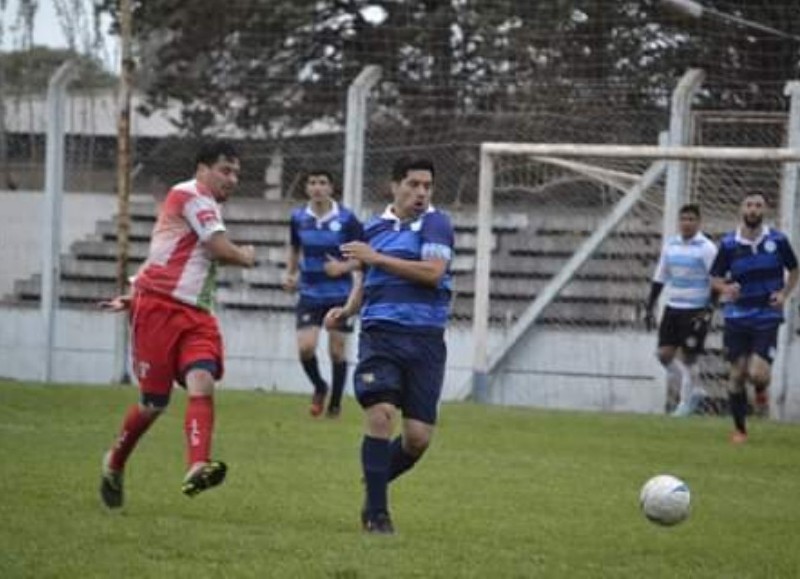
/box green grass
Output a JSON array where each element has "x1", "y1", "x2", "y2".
[{"x1": 1, "y1": 381, "x2": 800, "y2": 578}]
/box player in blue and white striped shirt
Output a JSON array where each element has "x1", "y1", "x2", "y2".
[
  {"x1": 710, "y1": 191, "x2": 798, "y2": 443},
  {"x1": 282, "y1": 170, "x2": 363, "y2": 418},
  {"x1": 324, "y1": 157, "x2": 454, "y2": 535},
  {"x1": 644, "y1": 204, "x2": 717, "y2": 417}
]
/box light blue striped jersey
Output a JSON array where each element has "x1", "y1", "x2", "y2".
[
  {"x1": 290, "y1": 202, "x2": 363, "y2": 306},
  {"x1": 653, "y1": 232, "x2": 717, "y2": 309},
  {"x1": 710, "y1": 226, "x2": 798, "y2": 326},
  {"x1": 361, "y1": 205, "x2": 454, "y2": 333}
]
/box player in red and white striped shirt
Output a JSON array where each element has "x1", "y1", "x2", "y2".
[{"x1": 99, "y1": 141, "x2": 257, "y2": 509}]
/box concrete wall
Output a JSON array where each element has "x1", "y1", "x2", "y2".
[
  {"x1": 0, "y1": 190, "x2": 125, "y2": 298},
  {"x1": 3, "y1": 300, "x2": 800, "y2": 419}
]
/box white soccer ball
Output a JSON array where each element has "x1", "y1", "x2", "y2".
[{"x1": 639, "y1": 474, "x2": 691, "y2": 526}]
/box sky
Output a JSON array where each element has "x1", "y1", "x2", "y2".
[{"x1": 1, "y1": 0, "x2": 118, "y2": 70}]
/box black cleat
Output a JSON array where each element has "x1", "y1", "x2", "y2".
[
  {"x1": 100, "y1": 452, "x2": 124, "y2": 509},
  {"x1": 181, "y1": 461, "x2": 228, "y2": 497},
  {"x1": 362, "y1": 509, "x2": 395, "y2": 535},
  {"x1": 326, "y1": 405, "x2": 341, "y2": 419}
]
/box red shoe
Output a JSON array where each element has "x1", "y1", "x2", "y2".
[
  {"x1": 309, "y1": 392, "x2": 326, "y2": 417},
  {"x1": 730, "y1": 430, "x2": 748, "y2": 445}
]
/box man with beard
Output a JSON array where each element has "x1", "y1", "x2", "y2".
[
  {"x1": 710, "y1": 191, "x2": 798, "y2": 443},
  {"x1": 98, "y1": 141, "x2": 258, "y2": 508},
  {"x1": 324, "y1": 156, "x2": 454, "y2": 534}
]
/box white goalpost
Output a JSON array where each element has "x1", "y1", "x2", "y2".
[{"x1": 470, "y1": 138, "x2": 800, "y2": 419}]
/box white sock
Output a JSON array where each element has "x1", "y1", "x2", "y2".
[{"x1": 673, "y1": 359, "x2": 692, "y2": 405}]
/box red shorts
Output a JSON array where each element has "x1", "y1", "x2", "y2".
[{"x1": 130, "y1": 290, "x2": 224, "y2": 398}]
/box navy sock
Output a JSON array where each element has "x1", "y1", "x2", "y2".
[
  {"x1": 361, "y1": 436, "x2": 390, "y2": 515},
  {"x1": 388, "y1": 437, "x2": 420, "y2": 482},
  {"x1": 301, "y1": 356, "x2": 327, "y2": 394},
  {"x1": 329, "y1": 361, "x2": 347, "y2": 409},
  {"x1": 729, "y1": 391, "x2": 748, "y2": 433}
]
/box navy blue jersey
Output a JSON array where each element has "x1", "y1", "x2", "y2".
[
  {"x1": 360, "y1": 206, "x2": 454, "y2": 332},
  {"x1": 290, "y1": 202, "x2": 363, "y2": 306},
  {"x1": 710, "y1": 227, "x2": 798, "y2": 326}
]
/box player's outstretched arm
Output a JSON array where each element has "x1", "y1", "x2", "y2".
[
  {"x1": 98, "y1": 294, "x2": 132, "y2": 312},
  {"x1": 205, "y1": 232, "x2": 257, "y2": 268}
]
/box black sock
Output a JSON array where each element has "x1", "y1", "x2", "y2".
[
  {"x1": 301, "y1": 356, "x2": 327, "y2": 395},
  {"x1": 388, "y1": 436, "x2": 420, "y2": 482},
  {"x1": 329, "y1": 361, "x2": 347, "y2": 409},
  {"x1": 729, "y1": 391, "x2": 748, "y2": 433},
  {"x1": 362, "y1": 436, "x2": 390, "y2": 515}
]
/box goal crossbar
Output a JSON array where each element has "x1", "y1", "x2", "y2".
[
  {"x1": 482, "y1": 142, "x2": 800, "y2": 162},
  {"x1": 470, "y1": 141, "x2": 800, "y2": 404}
]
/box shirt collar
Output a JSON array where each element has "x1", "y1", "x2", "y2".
[
  {"x1": 304, "y1": 200, "x2": 339, "y2": 223},
  {"x1": 380, "y1": 204, "x2": 435, "y2": 223},
  {"x1": 735, "y1": 225, "x2": 770, "y2": 247},
  {"x1": 677, "y1": 231, "x2": 704, "y2": 244}
]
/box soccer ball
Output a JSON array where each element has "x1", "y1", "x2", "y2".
[{"x1": 639, "y1": 474, "x2": 691, "y2": 526}]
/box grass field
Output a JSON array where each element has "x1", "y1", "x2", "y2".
[{"x1": 1, "y1": 381, "x2": 800, "y2": 578}]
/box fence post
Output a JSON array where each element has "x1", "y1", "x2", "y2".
[
  {"x1": 42, "y1": 61, "x2": 78, "y2": 383},
  {"x1": 775, "y1": 80, "x2": 800, "y2": 420},
  {"x1": 471, "y1": 146, "x2": 494, "y2": 402},
  {"x1": 664, "y1": 68, "x2": 704, "y2": 237},
  {"x1": 343, "y1": 65, "x2": 381, "y2": 217}
]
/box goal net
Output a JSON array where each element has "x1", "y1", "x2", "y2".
[{"x1": 471, "y1": 119, "x2": 799, "y2": 418}]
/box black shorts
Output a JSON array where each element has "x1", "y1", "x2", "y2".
[
  {"x1": 657, "y1": 306, "x2": 709, "y2": 355},
  {"x1": 723, "y1": 320, "x2": 779, "y2": 363},
  {"x1": 295, "y1": 301, "x2": 354, "y2": 333}
]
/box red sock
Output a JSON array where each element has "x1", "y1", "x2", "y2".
[
  {"x1": 185, "y1": 395, "x2": 215, "y2": 467},
  {"x1": 108, "y1": 404, "x2": 158, "y2": 471}
]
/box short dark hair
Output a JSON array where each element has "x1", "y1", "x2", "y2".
[
  {"x1": 391, "y1": 156, "x2": 435, "y2": 183},
  {"x1": 305, "y1": 169, "x2": 334, "y2": 184},
  {"x1": 741, "y1": 190, "x2": 768, "y2": 204},
  {"x1": 195, "y1": 141, "x2": 239, "y2": 168},
  {"x1": 679, "y1": 203, "x2": 701, "y2": 218}
]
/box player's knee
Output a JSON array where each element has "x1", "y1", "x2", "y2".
[
  {"x1": 139, "y1": 393, "x2": 170, "y2": 414},
  {"x1": 404, "y1": 433, "x2": 431, "y2": 457},
  {"x1": 298, "y1": 342, "x2": 317, "y2": 359},
  {"x1": 183, "y1": 362, "x2": 218, "y2": 396},
  {"x1": 656, "y1": 350, "x2": 673, "y2": 366},
  {"x1": 365, "y1": 403, "x2": 395, "y2": 436},
  {"x1": 750, "y1": 371, "x2": 771, "y2": 390}
]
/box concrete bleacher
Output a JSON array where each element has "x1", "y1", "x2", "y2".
[
  {"x1": 9, "y1": 198, "x2": 529, "y2": 319},
  {"x1": 10, "y1": 196, "x2": 700, "y2": 330}
]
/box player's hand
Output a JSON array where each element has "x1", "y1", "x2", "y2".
[
  {"x1": 98, "y1": 295, "x2": 132, "y2": 312},
  {"x1": 643, "y1": 308, "x2": 656, "y2": 332},
  {"x1": 323, "y1": 254, "x2": 348, "y2": 278},
  {"x1": 240, "y1": 244, "x2": 257, "y2": 268},
  {"x1": 769, "y1": 290, "x2": 787, "y2": 309},
  {"x1": 281, "y1": 271, "x2": 298, "y2": 292},
  {"x1": 340, "y1": 241, "x2": 377, "y2": 265},
  {"x1": 323, "y1": 306, "x2": 348, "y2": 330},
  {"x1": 721, "y1": 282, "x2": 741, "y2": 302}
]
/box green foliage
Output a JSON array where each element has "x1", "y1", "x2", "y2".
[
  {"x1": 92, "y1": 1, "x2": 800, "y2": 136},
  {"x1": 2, "y1": 381, "x2": 800, "y2": 578},
  {"x1": 0, "y1": 46, "x2": 116, "y2": 92}
]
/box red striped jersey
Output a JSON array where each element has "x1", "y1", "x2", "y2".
[{"x1": 133, "y1": 179, "x2": 226, "y2": 311}]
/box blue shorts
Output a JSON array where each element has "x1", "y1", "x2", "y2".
[
  {"x1": 295, "y1": 300, "x2": 353, "y2": 333},
  {"x1": 353, "y1": 327, "x2": 447, "y2": 425},
  {"x1": 723, "y1": 320, "x2": 780, "y2": 363}
]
